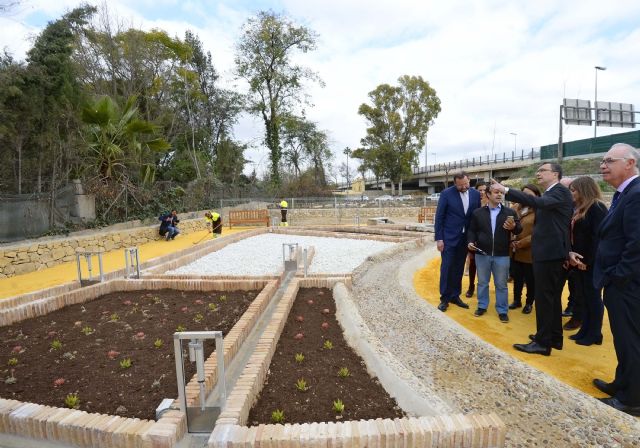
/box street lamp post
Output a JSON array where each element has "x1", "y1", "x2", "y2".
[
  {"x1": 509, "y1": 132, "x2": 517, "y2": 152},
  {"x1": 594, "y1": 66, "x2": 606, "y2": 138}
]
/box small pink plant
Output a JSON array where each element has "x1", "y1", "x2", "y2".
[
  {"x1": 135, "y1": 332, "x2": 145, "y2": 340},
  {"x1": 307, "y1": 299, "x2": 314, "y2": 305},
  {"x1": 194, "y1": 299, "x2": 204, "y2": 305},
  {"x1": 123, "y1": 300, "x2": 132, "y2": 306},
  {"x1": 318, "y1": 291, "x2": 325, "y2": 296},
  {"x1": 322, "y1": 308, "x2": 330, "y2": 314},
  {"x1": 107, "y1": 350, "x2": 120, "y2": 360},
  {"x1": 47, "y1": 331, "x2": 57, "y2": 338},
  {"x1": 295, "y1": 315, "x2": 304, "y2": 322},
  {"x1": 11, "y1": 345, "x2": 23, "y2": 354},
  {"x1": 294, "y1": 332, "x2": 304, "y2": 340},
  {"x1": 321, "y1": 322, "x2": 329, "y2": 330},
  {"x1": 181, "y1": 306, "x2": 189, "y2": 313},
  {"x1": 74, "y1": 321, "x2": 82, "y2": 327},
  {"x1": 53, "y1": 378, "x2": 65, "y2": 387}
]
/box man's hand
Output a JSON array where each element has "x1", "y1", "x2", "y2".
[
  {"x1": 436, "y1": 240, "x2": 444, "y2": 252},
  {"x1": 503, "y1": 218, "x2": 516, "y2": 230},
  {"x1": 569, "y1": 251, "x2": 587, "y2": 270},
  {"x1": 467, "y1": 243, "x2": 477, "y2": 251},
  {"x1": 490, "y1": 178, "x2": 506, "y2": 193}
]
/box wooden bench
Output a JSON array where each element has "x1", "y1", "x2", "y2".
[
  {"x1": 228, "y1": 209, "x2": 270, "y2": 228},
  {"x1": 418, "y1": 206, "x2": 436, "y2": 223}
]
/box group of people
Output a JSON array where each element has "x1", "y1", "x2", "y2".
[{"x1": 434, "y1": 143, "x2": 640, "y2": 416}]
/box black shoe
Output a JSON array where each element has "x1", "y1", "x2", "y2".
[
  {"x1": 499, "y1": 313, "x2": 509, "y2": 323},
  {"x1": 474, "y1": 308, "x2": 486, "y2": 317},
  {"x1": 450, "y1": 297, "x2": 469, "y2": 309},
  {"x1": 465, "y1": 287, "x2": 475, "y2": 298},
  {"x1": 508, "y1": 302, "x2": 522, "y2": 310},
  {"x1": 522, "y1": 304, "x2": 533, "y2": 314},
  {"x1": 513, "y1": 341, "x2": 551, "y2": 356},
  {"x1": 593, "y1": 378, "x2": 616, "y2": 396},
  {"x1": 597, "y1": 397, "x2": 640, "y2": 417},
  {"x1": 527, "y1": 335, "x2": 561, "y2": 350},
  {"x1": 563, "y1": 317, "x2": 582, "y2": 331},
  {"x1": 575, "y1": 336, "x2": 603, "y2": 346},
  {"x1": 437, "y1": 302, "x2": 448, "y2": 312}
]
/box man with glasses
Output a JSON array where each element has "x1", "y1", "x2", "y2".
[
  {"x1": 592, "y1": 143, "x2": 640, "y2": 416},
  {"x1": 491, "y1": 163, "x2": 573, "y2": 355},
  {"x1": 434, "y1": 172, "x2": 482, "y2": 312}
]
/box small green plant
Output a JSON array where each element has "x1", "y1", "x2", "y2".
[
  {"x1": 295, "y1": 378, "x2": 308, "y2": 391},
  {"x1": 119, "y1": 358, "x2": 132, "y2": 369},
  {"x1": 208, "y1": 303, "x2": 217, "y2": 312},
  {"x1": 64, "y1": 393, "x2": 80, "y2": 409},
  {"x1": 152, "y1": 296, "x2": 162, "y2": 305},
  {"x1": 193, "y1": 313, "x2": 204, "y2": 323},
  {"x1": 294, "y1": 353, "x2": 305, "y2": 363},
  {"x1": 109, "y1": 313, "x2": 119, "y2": 322},
  {"x1": 323, "y1": 340, "x2": 333, "y2": 350},
  {"x1": 218, "y1": 294, "x2": 227, "y2": 302},
  {"x1": 7, "y1": 358, "x2": 18, "y2": 366},
  {"x1": 176, "y1": 324, "x2": 186, "y2": 332},
  {"x1": 50, "y1": 339, "x2": 63, "y2": 350},
  {"x1": 81, "y1": 326, "x2": 93, "y2": 335},
  {"x1": 337, "y1": 367, "x2": 350, "y2": 378},
  {"x1": 154, "y1": 338, "x2": 163, "y2": 349},
  {"x1": 333, "y1": 399, "x2": 345, "y2": 413},
  {"x1": 271, "y1": 409, "x2": 285, "y2": 424}
]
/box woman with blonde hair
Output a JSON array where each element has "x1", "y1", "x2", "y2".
[{"x1": 568, "y1": 176, "x2": 608, "y2": 345}]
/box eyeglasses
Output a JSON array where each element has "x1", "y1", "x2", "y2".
[{"x1": 600, "y1": 157, "x2": 627, "y2": 166}]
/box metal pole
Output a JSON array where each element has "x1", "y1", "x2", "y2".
[
  {"x1": 594, "y1": 66, "x2": 606, "y2": 139},
  {"x1": 558, "y1": 104, "x2": 564, "y2": 162},
  {"x1": 76, "y1": 254, "x2": 82, "y2": 282},
  {"x1": 98, "y1": 253, "x2": 104, "y2": 282}
]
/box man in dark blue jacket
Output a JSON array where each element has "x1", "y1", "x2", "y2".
[
  {"x1": 468, "y1": 184, "x2": 521, "y2": 322},
  {"x1": 159, "y1": 210, "x2": 180, "y2": 241},
  {"x1": 592, "y1": 143, "x2": 640, "y2": 416},
  {"x1": 434, "y1": 172, "x2": 482, "y2": 311}
]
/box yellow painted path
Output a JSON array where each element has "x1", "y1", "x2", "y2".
[
  {"x1": 0, "y1": 227, "x2": 252, "y2": 299},
  {"x1": 414, "y1": 257, "x2": 616, "y2": 398}
]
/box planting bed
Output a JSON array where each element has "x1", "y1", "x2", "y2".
[
  {"x1": 247, "y1": 287, "x2": 405, "y2": 425},
  {"x1": 0, "y1": 288, "x2": 258, "y2": 421}
]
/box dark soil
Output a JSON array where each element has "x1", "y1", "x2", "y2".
[
  {"x1": 248, "y1": 287, "x2": 405, "y2": 425},
  {"x1": 0, "y1": 288, "x2": 258, "y2": 420}
]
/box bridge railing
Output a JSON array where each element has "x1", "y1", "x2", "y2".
[{"x1": 412, "y1": 149, "x2": 540, "y2": 175}]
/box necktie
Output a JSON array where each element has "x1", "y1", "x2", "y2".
[{"x1": 609, "y1": 191, "x2": 621, "y2": 213}]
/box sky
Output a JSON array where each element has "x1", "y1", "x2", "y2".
[{"x1": 2, "y1": 0, "x2": 640, "y2": 177}]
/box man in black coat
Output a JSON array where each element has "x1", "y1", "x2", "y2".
[
  {"x1": 592, "y1": 143, "x2": 640, "y2": 416},
  {"x1": 491, "y1": 163, "x2": 573, "y2": 355}
]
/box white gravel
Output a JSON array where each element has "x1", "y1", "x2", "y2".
[{"x1": 167, "y1": 233, "x2": 396, "y2": 276}]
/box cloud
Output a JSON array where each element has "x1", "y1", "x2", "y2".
[{"x1": 2, "y1": 0, "x2": 640, "y2": 174}]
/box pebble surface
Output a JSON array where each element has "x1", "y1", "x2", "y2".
[
  {"x1": 167, "y1": 233, "x2": 396, "y2": 276},
  {"x1": 348, "y1": 242, "x2": 640, "y2": 447}
]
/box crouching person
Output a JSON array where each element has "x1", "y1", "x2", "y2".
[{"x1": 159, "y1": 209, "x2": 180, "y2": 241}]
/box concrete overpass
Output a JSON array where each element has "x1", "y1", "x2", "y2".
[{"x1": 340, "y1": 149, "x2": 541, "y2": 193}]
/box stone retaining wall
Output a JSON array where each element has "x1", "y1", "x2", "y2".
[{"x1": 0, "y1": 208, "x2": 423, "y2": 279}]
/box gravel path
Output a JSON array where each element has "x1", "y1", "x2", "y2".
[
  {"x1": 348, "y1": 242, "x2": 640, "y2": 447},
  {"x1": 167, "y1": 233, "x2": 395, "y2": 276}
]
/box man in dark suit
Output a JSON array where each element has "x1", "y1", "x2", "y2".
[
  {"x1": 434, "y1": 172, "x2": 482, "y2": 311},
  {"x1": 491, "y1": 163, "x2": 573, "y2": 355},
  {"x1": 592, "y1": 143, "x2": 640, "y2": 416}
]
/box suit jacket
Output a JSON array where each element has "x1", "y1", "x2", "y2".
[
  {"x1": 434, "y1": 186, "x2": 481, "y2": 246},
  {"x1": 506, "y1": 183, "x2": 573, "y2": 262},
  {"x1": 593, "y1": 176, "x2": 640, "y2": 289},
  {"x1": 571, "y1": 201, "x2": 607, "y2": 269}
]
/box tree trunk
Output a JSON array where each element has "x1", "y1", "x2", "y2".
[
  {"x1": 15, "y1": 136, "x2": 22, "y2": 195},
  {"x1": 399, "y1": 178, "x2": 403, "y2": 196}
]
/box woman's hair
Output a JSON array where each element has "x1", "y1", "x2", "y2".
[
  {"x1": 521, "y1": 184, "x2": 541, "y2": 196},
  {"x1": 571, "y1": 176, "x2": 603, "y2": 221}
]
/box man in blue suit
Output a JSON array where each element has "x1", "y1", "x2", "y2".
[
  {"x1": 434, "y1": 172, "x2": 482, "y2": 311},
  {"x1": 592, "y1": 143, "x2": 640, "y2": 417}
]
